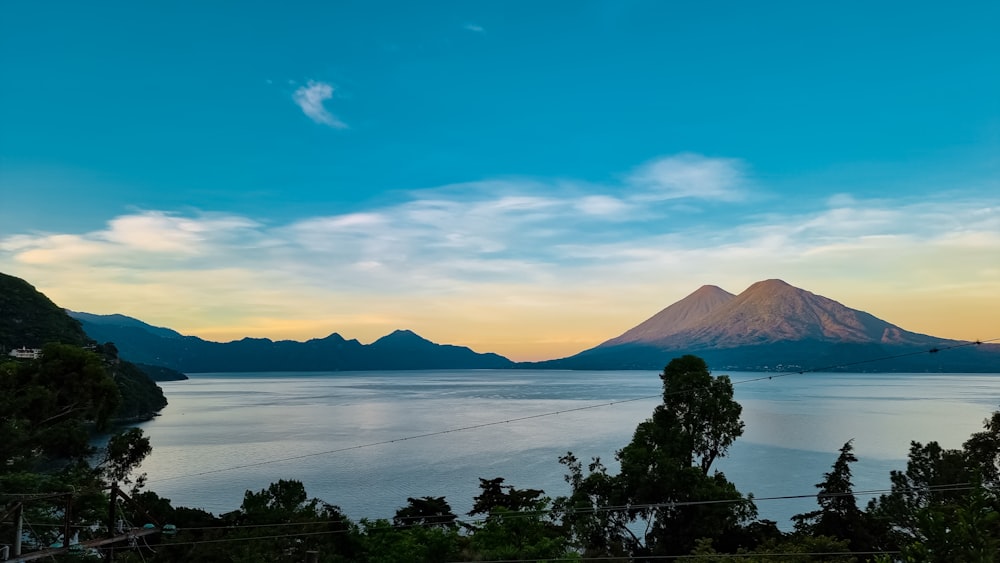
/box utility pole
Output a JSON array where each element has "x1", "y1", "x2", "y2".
[
  {"x1": 7, "y1": 489, "x2": 163, "y2": 562},
  {"x1": 63, "y1": 493, "x2": 72, "y2": 552},
  {"x1": 13, "y1": 503, "x2": 23, "y2": 557},
  {"x1": 107, "y1": 483, "x2": 118, "y2": 562}
]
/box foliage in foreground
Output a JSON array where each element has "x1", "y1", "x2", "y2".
[{"x1": 4, "y1": 353, "x2": 1000, "y2": 562}]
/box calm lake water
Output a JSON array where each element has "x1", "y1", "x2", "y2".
[{"x1": 135, "y1": 370, "x2": 1000, "y2": 528}]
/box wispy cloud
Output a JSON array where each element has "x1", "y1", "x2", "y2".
[
  {"x1": 463, "y1": 23, "x2": 485, "y2": 33},
  {"x1": 627, "y1": 153, "x2": 746, "y2": 201},
  {"x1": 2, "y1": 153, "x2": 997, "y2": 358},
  {"x1": 292, "y1": 80, "x2": 347, "y2": 128}
]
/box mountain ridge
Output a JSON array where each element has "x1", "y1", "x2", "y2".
[
  {"x1": 656, "y1": 279, "x2": 938, "y2": 349},
  {"x1": 69, "y1": 312, "x2": 514, "y2": 372},
  {"x1": 531, "y1": 279, "x2": 1000, "y2": 372},
  {"x1": 33, "y1": 276, "x2": 1000, "y2": 374}
]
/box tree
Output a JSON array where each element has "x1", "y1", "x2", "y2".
[
  {"x1": 237, "y1": 479, "x2": 325, "y2": 524},
  {"x1": 469, "y1": 477, "x2": 545, "y2": 517},
  {"x1": 556, "y1": 452, "x2": 638, "y2": 558},
  {"x1": 465, "y1": 477, "x2": 571, "y2": 561},
  {"x1": 360, "y1": 517, "x2": 461, "y2": 563},
  {"x1": 867, "y1": 408, "x2": 1000, "y2": 561},
  {"x1": 896, "y1": 488, "x2": 1000, "y2": 563},
  {"x1": 867, "y1": 439, "x2": 976, "y2": 547},
  {"x1": 962, "y1": 410, "x2": 1000, "y2": 485},
  {"x1": 393, "y1": 496, "x2": 458, "y2": 528},
  {"x1": 100, "y1": 427, "x2": 152, "y2": 487},
  {"x1": 0, "y1": 345, "x2": 142, "y2": 555},
  {"x1": 0, "y1": 344, "x2": 119, "y2": 470},
  {"x1": 792, "y1": 440, "x2": 874, "y2": 551},
  {"x1": 559, "y1": 355, "x2": 755, "y2": 558},
  {"x1": 690, "y1": 535, "x2": 858, "y2": 563}
]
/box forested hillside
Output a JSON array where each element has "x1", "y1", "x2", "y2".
[
  {"x1": 0, "y1": 272, "x2": 168, "y2": 419},
  {"x1": 0, "y1": 272, "x2": 90, "y2": 349}
]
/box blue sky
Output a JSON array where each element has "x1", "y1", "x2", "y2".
[{"x1": 1, "y1": 1, "x2": 998, "y2": 360}]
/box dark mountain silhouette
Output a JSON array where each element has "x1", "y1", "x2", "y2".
[
  {"x1": 27, "y1": 274, "x2": 1000, "y2": 374},
  {"x1": 67, "y1": 310, "x2": 184, "y2": 340},
  {"x1": 69, "y1": 312, "x2": 514, "y2": 372},
  {"x1": 530, "y1": 279, "x2": 1000, "y2": 372},
  {"x1": 0, "y1": 272, "x2": 91, "y2": 350}
]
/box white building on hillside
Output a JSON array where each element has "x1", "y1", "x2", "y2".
[{"x1": 9, "y1": 347, "x2": 43, "y2": 359}]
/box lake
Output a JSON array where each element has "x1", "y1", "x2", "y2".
[{"x1": 135, "y1": 370, "x2": 1000, "y2": 528}]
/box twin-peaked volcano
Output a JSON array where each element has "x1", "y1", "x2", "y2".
[
  {"x1": 535, "y1": 279, "x2": 999, "y2": 372},
  {"x1": 621, "y1": 279, "x2": 930, "y2": 349}
]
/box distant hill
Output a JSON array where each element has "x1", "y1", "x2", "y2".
[
  {"x1": 0, "y1": 272, "x2": 91, "y2": 350},
  {"x1": 134, "y1": 363, "x2": 189, "y2": 382},
  {"x1": 67, "y1": 311, "x2": 184, "y2": 340},
  {"x1": 69, "y1": 312, "x2": 515, "y2": 372},
  {"x1": 530, "y1": 279, "x2": 1000, "y2": 372}
]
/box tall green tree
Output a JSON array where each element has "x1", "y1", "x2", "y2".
[
  {"x1": 559, "y1": 355, "x2": 755, "y2": 558},
  {"x1": 792, "y1": 440, "x2": 875, "y2": 551},
  {"x1": 618, "y1": 355, "x2": 754, "y2": 556}
]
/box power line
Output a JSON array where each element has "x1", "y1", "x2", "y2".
[
  {"x1": 158, "y1": 523, "x2": 903, "y2": 561},
  {"x1": 152, "y1": 482, "x2": 982, "y2": 533},
  {"x1": 7, "y1": 482, "x2": 978, "y2": 554},
  {"x1": 450, "y1": 552, "x2": 903, "y2": 562},
  {"x1": 11, "y1": 340, "x2": 994, "y2": 559},
  {"x1": 144, "y1": 521, "x2": 906, "y2": 561},
  {"x1": 145, "y1": 338, "x2": 997, "y2": 486}
]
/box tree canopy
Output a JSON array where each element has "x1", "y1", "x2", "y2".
[{"x1": 6, "y1": 352, "x2": 1000, "y2": 562}]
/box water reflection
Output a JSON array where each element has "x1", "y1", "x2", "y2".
[{"x1": 138, "y1": 370, "x2": 1000, "y2": 528}]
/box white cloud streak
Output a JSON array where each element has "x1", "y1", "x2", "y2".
[
  {"x1": 292, "y1": 81, "x2": 347, "y2": 128},
  {"x1": 628, "y1": 153, "x2": 746, "y2": 201},
  {"x1": 2, "y1": 153, "x2": 997, "y2": 356}
]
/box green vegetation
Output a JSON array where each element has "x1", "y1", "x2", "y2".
[
  {"x1": 94, "y1": 343, "x2": 169, "y2": 420},
  {"x1": 0, "y1": 272, "x2": 90, "y2": 349},
  {"x1": 1, "y1": 272, "x2": 168, "y2": 421},
  {"x1": 4, "y1": 352, "x2": 1000, "y2": 561},
  {"x1": 558, "y1": 355, "x2": 753, "y2": 558},
  {"x1": 0, "y1": 344, "x2": 153, "y2": 555},
  {"x1": 1, "y1": 344, "x2": 119, "y2": 471}
]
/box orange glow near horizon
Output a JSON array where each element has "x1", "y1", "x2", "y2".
[
  {"x1": 121, "y1": 294, "x2": 1000, "y2": 364},
  {"x1": 16, "y1": 262, "x2": 999, "y2": 365}
]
